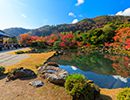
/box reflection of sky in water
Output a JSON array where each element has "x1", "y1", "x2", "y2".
[
  {"x1": 113, "y1": 76, "x2": 127, "y2": 83},
  {"x1": 59, "y1": 65, "x2": 130, "y2": 89}
]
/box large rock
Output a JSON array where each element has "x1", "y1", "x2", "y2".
[
  {"x1": 38, "y1": 62, "x2": 68, "y2": 85},
  {"x1": 44, "y1": 62, "x2": 59, "y2": 67},
  {"x1": 7, "y1": 67, "x2": 36, "y2": 81}
]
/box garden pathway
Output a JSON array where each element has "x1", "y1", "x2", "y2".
[{"x1": 0, "y1": 48, "x2": 29, "y2": 66}]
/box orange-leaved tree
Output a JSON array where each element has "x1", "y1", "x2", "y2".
[
  {"x1": 19, "y1": 34, "x2": 31, "y2": 46},
  {"x1": 112, "y1": 27, "x2": 130, "y2": 50}
]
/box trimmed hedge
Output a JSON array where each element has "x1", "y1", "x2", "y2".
[{"x1": 65, "y1": 74, "x2": 100, "y2": 100}]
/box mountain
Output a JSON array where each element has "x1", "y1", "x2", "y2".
[
  {"x1": 26, "y1": 15, "x2": 130, "y2": 36},
  {"x1": 3, "y1": 28, "x2": 31, "y2": 37},
  {"x1": 3, "y1": 15, "x2": 130, "y2": 37}
]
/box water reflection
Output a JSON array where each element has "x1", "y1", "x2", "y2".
[
  {"x1": 49, "y1": 51, "x2": 130, "y2": 77},
  {"x1": 105, "y1": 55, "x2": 130, "y2": 77},
  {"x1": 60, "y1": 65, "x2": 130, "y2": 89},
  {"x1": 48, "y1": 51, "x2": 130, "y2": 88}
]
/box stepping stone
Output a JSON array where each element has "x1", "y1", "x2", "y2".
[{"x1": 29, "y1": 80, "x2": 44, "y2": 87}]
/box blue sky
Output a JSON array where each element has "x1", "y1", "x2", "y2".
[{"x1": 0, "y1": 0, "x2": 130, "y2": 29}]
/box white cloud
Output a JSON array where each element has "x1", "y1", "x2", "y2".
[
  {"x1": 116, "y1": 8, "x2": 130, "y2": 16},
  {"x1": 72, "y1": 19, "x2": 78, "y2": 24},
  {"x1": 68, "y1": 12, "x2": 76, "y2": 17},
  {"x1": 75, "y1": 0, "x2": 85, "y2": 6},
  {"x1": 21, "y1": 14, "x2": 27, "y2": 18}
]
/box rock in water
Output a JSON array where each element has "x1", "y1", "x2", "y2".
[
  {"x1": 29, "y1": 80, "x2": 44, "y2": 87},
  {"x1": 38, "y1": 62, "x2": 68, "y2": 85}
]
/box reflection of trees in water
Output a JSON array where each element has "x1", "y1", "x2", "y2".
[
  {"x1": 49, "y1": 52, "x2": 115, "y2": 75},
  {"x1": 49, "y1": 51, "x2": 130, "y2": 77},
  {"x1": 71, "y1": 52, "x2": 115, "y2": 75},
  {"x1": 105, "y1": 55, "x2": 130, "y2": 77}
]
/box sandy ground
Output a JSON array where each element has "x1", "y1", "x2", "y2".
[
  {"x1": 100, "y1": 88, "x2": 122, "y2": 100},
  {"x1": 0, "y1": 48, "x2": 30, "y2": 66},
  {"x1": 0, "y1": 75, "x2": 121, "y2": 100},
  {"x1": 0, "y1": 54, "x2": 29, "y2": 66},
  {"x1": 0, "y1": 76, "x2": 72, "y2": 100},
  {"x1": 0, "y1": 49, "x2": 72, "y2": 100}
]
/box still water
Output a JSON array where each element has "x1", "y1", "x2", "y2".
[{"x1": 49, "y1": 51, "x2": 130, "y2": 88}]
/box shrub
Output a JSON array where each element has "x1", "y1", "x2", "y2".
[
  {"x1": 53, "y1": 41, "x2": 61, "y2": 49},
  {"x1": 30, "y1": 41, "x2": 47, "y2": 49},
  {"x1": 65, "y1": 74, "x2": 100, "y2": 100},
  {"x1": 117, "y1": 88, "x2": 130, "y2": 100},
  {"x1": 15, "y1": 50, "x2": 25, "y2": 54},
  {"x1": 0, "y1": 66, "x2": 5, "y2": 75}
]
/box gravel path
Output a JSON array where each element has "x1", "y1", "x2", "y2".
[{"x1": 0, "y1": 48, "x2": 29, "y2": 66}]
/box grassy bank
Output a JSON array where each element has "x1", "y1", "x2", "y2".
[{"x1": 6, "y1": 51, "x2": 55, "y2": 73}]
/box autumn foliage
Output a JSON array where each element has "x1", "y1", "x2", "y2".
[
  {"x1": 111, "y1": 27, "x2": 130, "y2": 50},
  {"x1": 19, "y1": 27, "x2": 130, "y2": 51},
  {"x1": 19, "y1": 34, "x2": 31, "y2": 45},
  {"x1": 19, "y1": 32, "x2": 91, "y2": 49}
]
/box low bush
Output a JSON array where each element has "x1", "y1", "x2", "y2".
[
  {"x1": 0, "y1": 66, "x2": 5, "y2": 75},
  {"x1": 65, "y1": 74, "x2": 100, "y2": 100},
  {"x1": 30, "y1": 41, "x2": 47, "y2": 49},
  {"x1": 117, "y1": 88, "x2": 130, "y2": 100},
  {"x1": 15, "y1": 50, "x2": 25, "y2": 54}
]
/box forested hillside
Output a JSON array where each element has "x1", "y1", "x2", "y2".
[{"x1": 27, "y1": 15, "x2": 130, "y2": 36}]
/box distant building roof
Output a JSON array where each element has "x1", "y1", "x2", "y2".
[{"x1": 0, "y1": 30, "x2": 11, "y2": 37}]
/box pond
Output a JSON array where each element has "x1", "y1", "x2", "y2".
[{"x1": 48, "y1": 50, "x2": 130, "y2": 89}]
